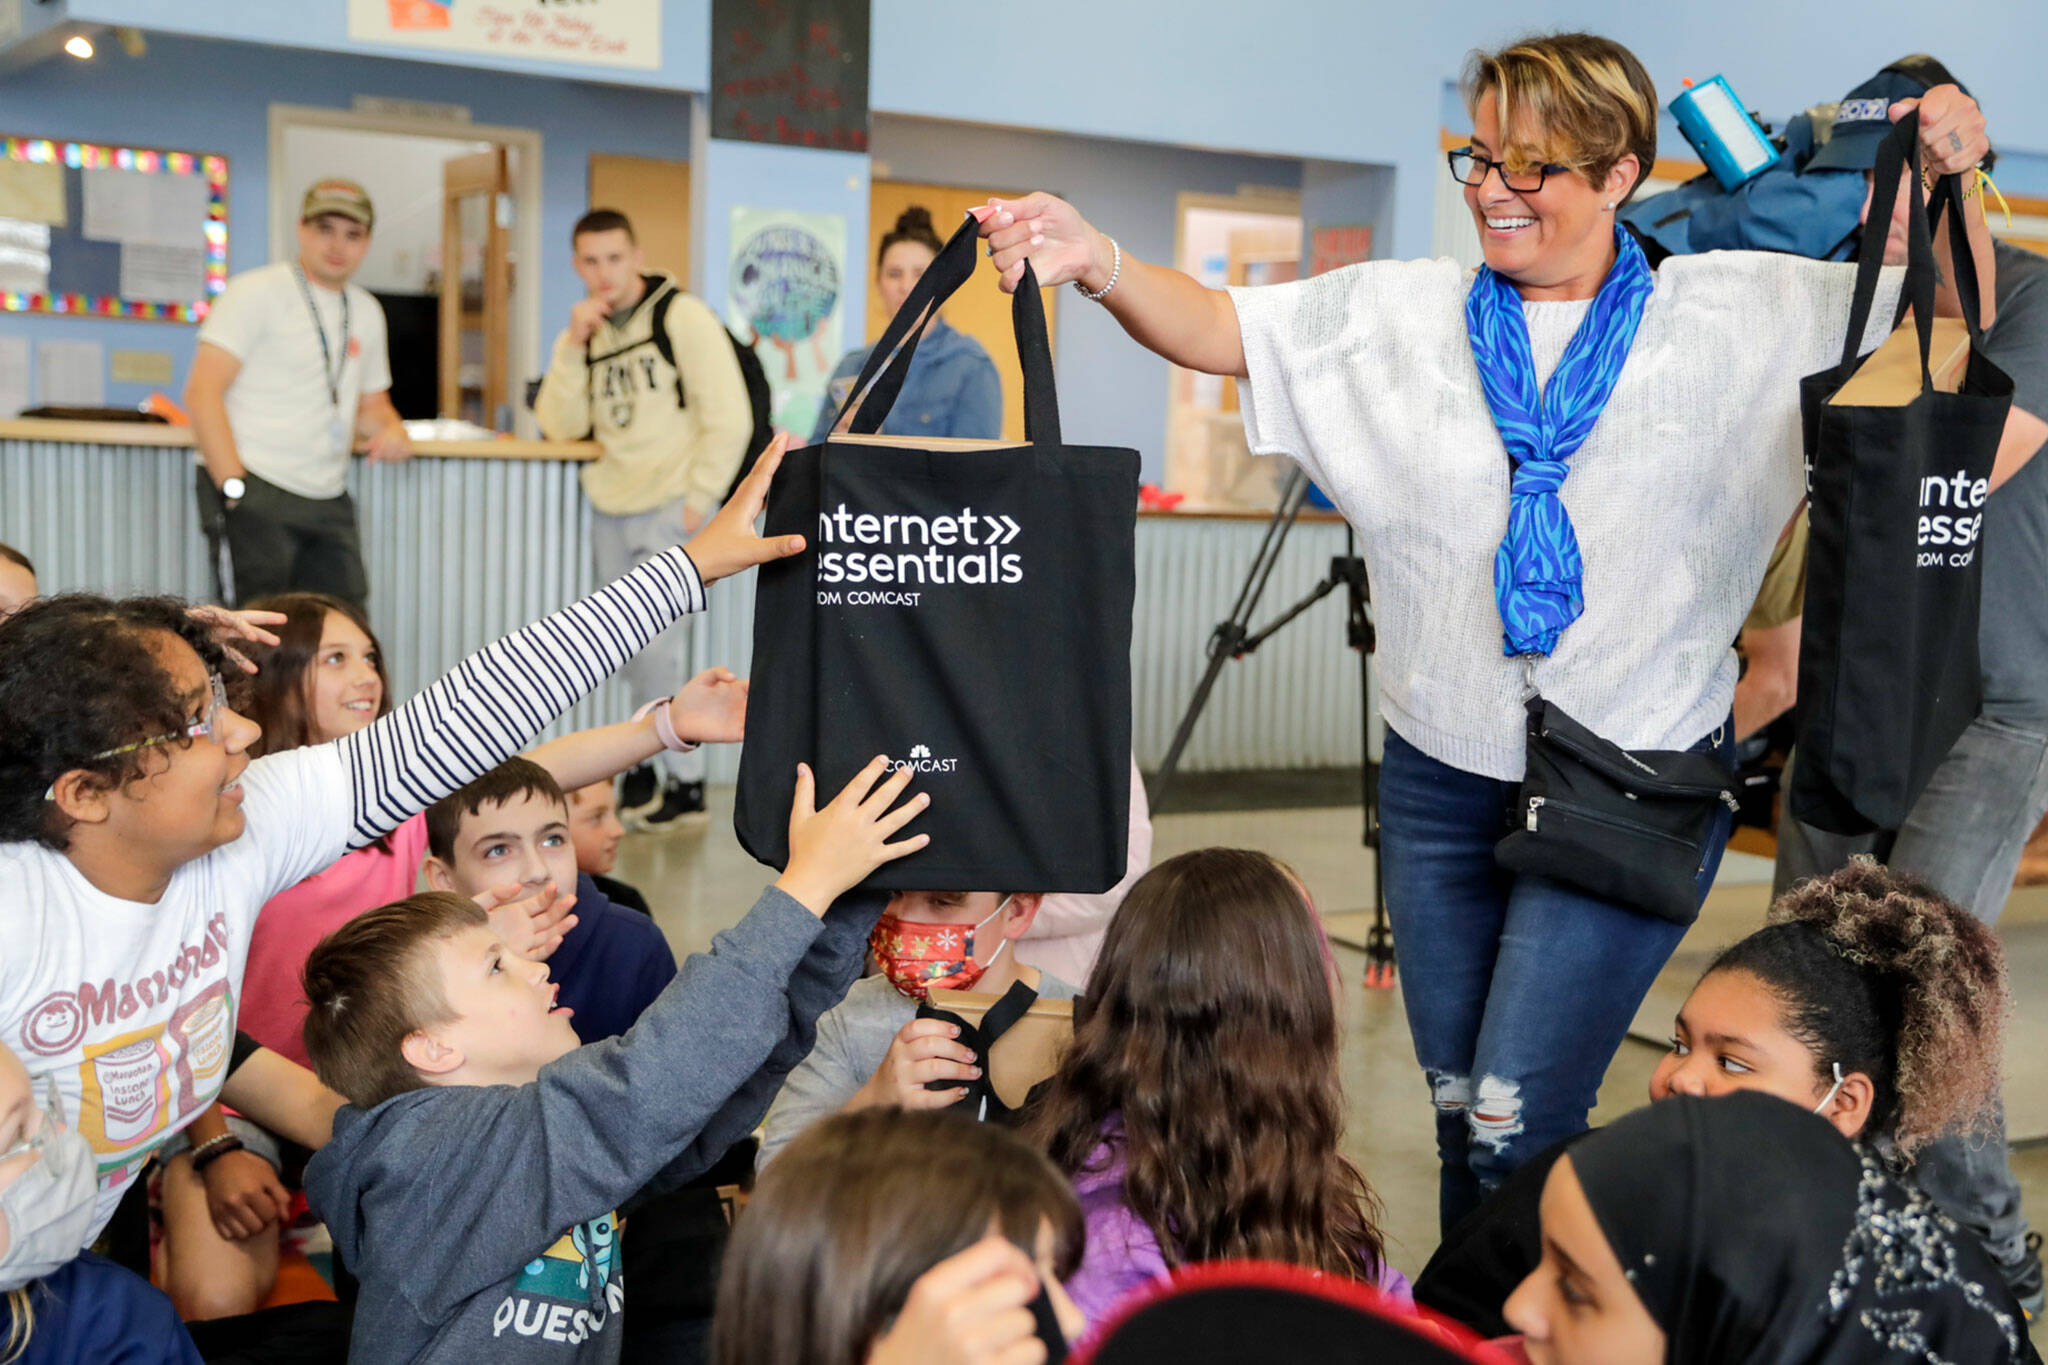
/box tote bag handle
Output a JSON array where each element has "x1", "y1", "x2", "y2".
[
  {"x1": 830, "y1": 213, "x2": 1062, "y2": 446},
  {"x1": 1839, "y1": 112, "x2": 1988, "y2": 386}
]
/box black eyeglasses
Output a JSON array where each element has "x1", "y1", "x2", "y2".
[{"x1": 1447, "y1": 147, "x2": 1573, "y2": 193}]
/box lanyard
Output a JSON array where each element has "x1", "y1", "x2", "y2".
[{"x1": 293, "y1": 266, "x2": 351, "y2": 411}]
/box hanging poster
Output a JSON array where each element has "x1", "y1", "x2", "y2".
[
  {"x1": 347, "y1": 0, "x2": 661, "y2": 71},
  {"x1": 725, "y1": 207, "x2": 845, "y2": 435}
]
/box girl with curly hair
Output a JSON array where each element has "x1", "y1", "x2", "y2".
[
  {"x1": 0, "y1": 446, "x2": 799, "y2": 1281},
  {"x1": 1416, "y1": 857, "x2": 2010, "y2": 1339},
  {"x1": 156, "y1": 589, "x2": 749, "y2": 1324},
  {"x1": 1021, "y1": 848, "x2": 1405, "y2": 1326}
]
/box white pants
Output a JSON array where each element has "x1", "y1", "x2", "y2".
[{"x1": 591, "y1": 497, "x2": 707, "y2": 783}]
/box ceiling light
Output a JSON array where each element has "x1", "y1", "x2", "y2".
[{"x1": 64, "y1": 34, "x2": 94, "y2": 59}]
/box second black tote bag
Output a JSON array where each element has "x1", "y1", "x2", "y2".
[
  {"x1": 1791, "y1": 113, "x2": 2013, "y2": 834},
  {"x1": 735, "y1": 214, "x2": 1142, "y2": 891}
]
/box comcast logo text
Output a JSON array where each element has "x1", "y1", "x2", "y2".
[{"x1": 889, "y1": 744, "x2": 959, "y2": 774}]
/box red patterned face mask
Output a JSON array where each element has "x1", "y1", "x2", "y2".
[{"x1": 869, "y1": 897, "x2": 1014, "y2": 1001}]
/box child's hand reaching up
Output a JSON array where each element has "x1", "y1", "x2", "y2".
[
  {"x1": 775, "y1": 758, "x2": 930, "y2": 915},
  {"x1": 670, "y1": 666, "x2": 748, "y2": 744},
  {"x1": 683, "y1": 433, "x2": 806, "y2": 584},
  {"x1": 475, "y1": 881, "x2": 578, "y2": 961}
]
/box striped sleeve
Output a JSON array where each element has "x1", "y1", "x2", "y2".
[{"x1": 332, "y1": 546, "x2": 707, "y2": 848}]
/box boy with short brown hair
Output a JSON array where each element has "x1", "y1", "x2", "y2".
[
  {"x1": 421, "y1": 755, "x2": 673, "y2": 1043},
  {"x1": 300, "y1": 759, "x2": 929, "y2": 1363}
]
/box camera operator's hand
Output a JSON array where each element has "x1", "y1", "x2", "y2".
[{"x1": 1893, "y1": 85, "x2": 1989, "y2": 178}]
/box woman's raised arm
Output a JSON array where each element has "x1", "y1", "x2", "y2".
[{"x1": 982, "y1": 193, "x2": 1248, "y2": 379}]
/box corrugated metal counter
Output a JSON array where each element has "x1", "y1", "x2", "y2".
[{"x1": 1, "y1": 421, "x2": 1365, "y2": 778}]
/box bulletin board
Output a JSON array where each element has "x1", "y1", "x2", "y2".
[{"x1": 0, "y1": 135, "x2": 229, "y2": 323}]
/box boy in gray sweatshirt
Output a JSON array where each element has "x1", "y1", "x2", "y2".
[{"x1": 301, "y1": 758, "x2": 930, "y2": 1364}]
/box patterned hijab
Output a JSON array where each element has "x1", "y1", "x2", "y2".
[
  {"x1": 1466, "y1": 223, "x2": 1655, "y2": 658},
  {"x1": 1570, "y1": 1092, "x2": 2033, "y2": 1365}
]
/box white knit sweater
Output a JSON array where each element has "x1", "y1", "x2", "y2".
[{"x1": 1231, "y1": 252, "x2": 1902, "y2": 781}]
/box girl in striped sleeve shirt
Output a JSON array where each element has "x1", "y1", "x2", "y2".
[{"x1": 0, "y1": 439, "x2": 804, "y2": 1248}]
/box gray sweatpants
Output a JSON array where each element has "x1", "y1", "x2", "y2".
[
  {"x1": 591, "y1": 497, "x2": 707, "y2": 784},
  {"x1": 1776, "y1": 713, "x2": 2048, "y2": 1269}
]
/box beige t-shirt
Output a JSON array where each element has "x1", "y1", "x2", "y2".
[
  {"x1": 1743, "y1": 510, "x2": 1810, "y2": 632},
  {"x1": 197, "y1": 261, "x2": 391, "y2": 500}
]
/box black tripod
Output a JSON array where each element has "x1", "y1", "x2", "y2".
[{"x1": 1146, "y1": 467, "x2": 1394, "y2": 985}]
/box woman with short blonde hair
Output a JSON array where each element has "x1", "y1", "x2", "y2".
[{"x1": 980, "y1": 30, "x2": 1996, "y2": 1232}]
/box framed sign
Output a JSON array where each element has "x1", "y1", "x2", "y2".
[
  {"x1": 0, "y1": 136, "x2": 229, "y2": 323},
  {"x1": 349, "y1": 0, "x2": 662, "y2": 71},
  {"x1": 710, "y1": 0, "x2": 868, "y2": 150}
]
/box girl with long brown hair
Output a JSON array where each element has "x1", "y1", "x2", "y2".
[{"x1": 1022, "y1": 848, "x2": 1405, "y2": 1325}]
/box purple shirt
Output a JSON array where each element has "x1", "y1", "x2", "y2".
[{"x1": 1065, "y1": 1139, "x2": 1414, "y2": 1328}]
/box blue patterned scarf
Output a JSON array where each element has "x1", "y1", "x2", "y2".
[{"x1": 1467, "y1": 224, "x2": 1655, "y2": 658}]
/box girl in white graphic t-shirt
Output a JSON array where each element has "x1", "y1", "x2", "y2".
[{"x1": 0, "y1": 440, "x2": 805, "y2": 1277}]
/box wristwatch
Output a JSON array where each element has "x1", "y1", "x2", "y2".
[{"x1": 220, "y1": 476, "x2": 246, "y2": 501}]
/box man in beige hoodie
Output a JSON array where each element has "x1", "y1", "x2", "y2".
[{"x1": 535, "y1": 209, "x2": 752, "y2": 826}]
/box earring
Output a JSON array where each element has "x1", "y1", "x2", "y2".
[{"x1": 1604, "y1": 202, "x2": 1616, "y2": 211}]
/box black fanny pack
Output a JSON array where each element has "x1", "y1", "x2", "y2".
[{"x1": 1494, "y1": 697, "x2": 1737, "y2": 926}]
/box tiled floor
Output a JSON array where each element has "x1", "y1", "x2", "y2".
[{"x1": 617, "y1": 788, "x2": 2048, "y2": 1303}]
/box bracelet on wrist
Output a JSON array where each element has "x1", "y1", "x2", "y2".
[
  {"x1": 190, "y1": 1135, "x2": 246, "y2": 1174},
  {"x1": 1075, "y1": 236, "x2": 1122, "y2": 303},
  {"x1": 632, "y1": 697, "x2": 700, "y2": 753}
]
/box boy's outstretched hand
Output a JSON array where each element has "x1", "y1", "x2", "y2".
[
  {"x1": 670, "y1": 666, "x2": 748, "y2": 744},
  {"x1": 775, "y1": 757, "x2": 930, "y2": 915},
  {"x1": 475, "y1": 881, "x2": 578, "y2": 961},
  {"x1": 684, "y1": 433, "x2": 806, "y2": 584}
]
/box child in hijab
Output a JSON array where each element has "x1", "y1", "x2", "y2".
[
  {"x1": 1503, "y1": 1090, "x2": 2037, "y2": 1365},
  {"x1": 1416, "y1": 858, "x2": 2008, "y2": 1337}
]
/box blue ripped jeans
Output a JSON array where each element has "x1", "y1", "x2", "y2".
[{"x1": 1380, "y1": 723, "x2": 1732, "y2": 1236}]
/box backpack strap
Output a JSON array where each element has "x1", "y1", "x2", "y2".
[
  {"x1": 976, "y1": 979, "x2": 1040, "y2": 1046},
  {"x1": 582, "y1": 281, "x2": 689, "y2": 411},
  {"x1": 648, "y1": 287, "x2": 688, "y2": 408}
]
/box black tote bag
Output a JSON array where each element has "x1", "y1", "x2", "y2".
[
  {"x1": 1791, "y1": 114, "x2": 2013, "y2": 834},
  {"x1": 735, "y1": 215, "x2": 1141, "y2": 891}
]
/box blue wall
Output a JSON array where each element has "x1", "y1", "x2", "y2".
[
  {"x1": 0, "y1": 33, "x2": 691, "y2": 410},
  {"x1": 870, "y1": 116, "x2": 1306, "y2": 483},
  {"x1": 31, "y1": 2, "x2": 2048, "y2": 265},
  {"x1": 10, "y1": 3, "x2": 2048, "y2": 417},
  {"x1": 868, "y1": 0, "x2": 2048, "y2": 254}
]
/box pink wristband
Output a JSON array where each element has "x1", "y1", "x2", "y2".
[{"x1": 633, "y1": 698, "x2": 699, "y2": 753}]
